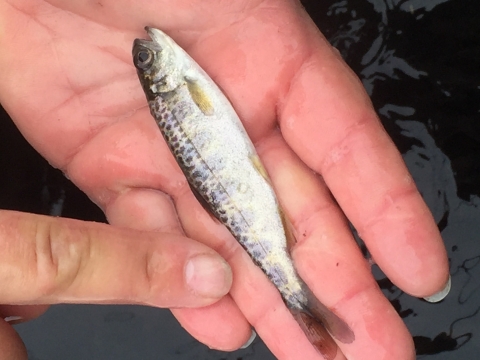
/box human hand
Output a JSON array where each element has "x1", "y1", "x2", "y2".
[
  {"x1": 0, "y1": 1, "x2": 449, "y2": 359},
  {"x1": 0, "y1": 210, "x2": 232, "y2": 359}
]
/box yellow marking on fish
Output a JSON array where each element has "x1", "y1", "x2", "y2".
[
  {"x1": 186, "y1": 78, "x2": 214, "y2": 116},
  {"x1": 250, "y1": 154, "x2": 271, "y2": 182}
]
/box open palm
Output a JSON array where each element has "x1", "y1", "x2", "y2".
[{"x1": 0, "y1": 0, "x2": 449, "y2": 359}]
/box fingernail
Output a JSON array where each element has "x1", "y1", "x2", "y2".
[
  {"x1": 4, "y1": 316, "x2": 23, "y2": 323},
  {"x1": 423, "y1": 275, "x2": 451, "y2": 303},
  {"x1": 185, "y1": 254, "x2": 232, "y2": 298},
  {"x1": 240, "y1": 329, "x2": 257, "y2": 349}
]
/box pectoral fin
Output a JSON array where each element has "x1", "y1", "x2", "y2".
[{"x1": 186, "y1": 78, "x2": 214, "y2": 116}]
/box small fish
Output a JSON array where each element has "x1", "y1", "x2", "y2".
[{"x1": 132, "y1": 27, "x2": 354, "y2": 359}]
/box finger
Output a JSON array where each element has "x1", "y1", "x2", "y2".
[
  {"x1": 105, "y1": 188, "x2": 253, "y2": 351},
  {"x1": 171, "y1": 300, "x2": 251, "y2": 352},
  {"x1": 0, "y1": 320, "x2": 27, "y2": 360},
  {"x1": 0, "y1": 210, "x2": 231, "y2": 308},
  {"x1": 104, "y1": 188, "x2": 183, "y2": 234},
  {"x1": 278, "y1": 16, "x2": 449, "y2": 298},
  {"x1": 257, "y1": 132, "x2": 415, "y2": 360}
]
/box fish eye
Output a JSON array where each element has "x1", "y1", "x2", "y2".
[{"x1": 134, "y1": 48, "x2": 154, "y2": 70}]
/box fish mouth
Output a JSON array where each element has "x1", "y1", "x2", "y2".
[
  {"x1": 133, "y1": 38, "x2": 152, "y2": 49},
  {"x1": 133, "y1": 26, "x2": 169, "y2": 53},
  {"x1": 144, "y1": 26, "x2": 157, "y2": 41},
  {"x1": 145, "y1": 26, "x2": 175, "y2": 51},
  {"x1": 133, "y1": 28, "x2": 154, "y2": 49},
  {"x1": 133, "y1": 27, "x2": 155, "y2": 47}
]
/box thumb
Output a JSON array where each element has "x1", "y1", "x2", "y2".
[{"x1": 0, "y1": 210, "x2": 232, "y2": 308}]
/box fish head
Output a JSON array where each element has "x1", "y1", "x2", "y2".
[{"x1": 133, "y1": 27, "x2": 186, "y2": 95}]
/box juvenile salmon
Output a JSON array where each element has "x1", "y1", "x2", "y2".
[{"x1": 132, "y1": 27, "x2": 354, "y2": 359}]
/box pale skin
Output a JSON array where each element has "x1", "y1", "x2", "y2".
[{"x1": 0, "y1": 0, "x2": 449, "y2": 359}]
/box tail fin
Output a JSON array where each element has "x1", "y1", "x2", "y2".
[
  {"x1": 291, "y1": 310, "x2": 338, "y2": 360},
  {"x1": 305, "y1": 289, "x2": 355, "y2": 344},
  {"x1": 291, "y1": 287, "x2": 354, "y2": 359}
]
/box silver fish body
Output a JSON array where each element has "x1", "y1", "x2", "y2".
[{"x1": 132, "y1": 27, "x2": 353, "y2": 356}]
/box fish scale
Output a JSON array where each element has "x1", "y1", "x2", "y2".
[{"x1": 149, "y1": 84, "x2": 305, "y2": 309}]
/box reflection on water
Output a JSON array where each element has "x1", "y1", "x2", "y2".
[
  {"x1": 1, "y1": 0, "x2": 479, "y2": 359},
  {"x1": 303, "y1": 0, "x2": 480, "y2": 358}
]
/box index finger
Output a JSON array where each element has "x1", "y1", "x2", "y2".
[{"x1": 278, "y1": 17, "x2": 449, "y2": 297}]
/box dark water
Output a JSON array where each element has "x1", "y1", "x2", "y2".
[{"x1": 1, "y1": 0, "x2": 479, "y2": 359}]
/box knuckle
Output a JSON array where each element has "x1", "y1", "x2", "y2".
[
  {"x1": 141, "y1": 242, "x2": 180, "y2": 305},
  {"x1": 33, "y1": 220, "x2": 87, "y2": 298},
  {"x1": 292, "y1": 200, "x2": 339, "y2": 243},
  {"x1": 144, "y1": 245, "x2": 161, "y2": 292},
  {"x1": 321, "y1": 119, "x2": 368, "y2": 173}
]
